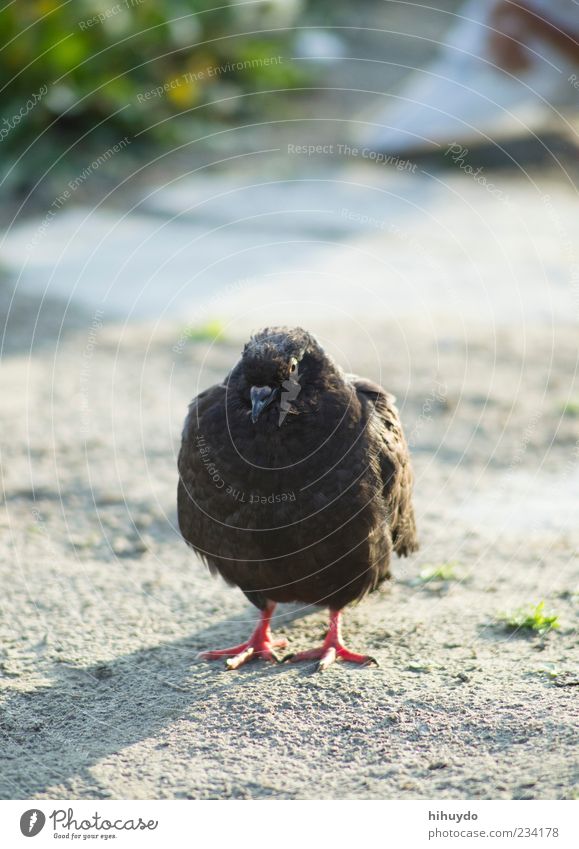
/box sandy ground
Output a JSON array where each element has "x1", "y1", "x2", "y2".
[{"x1": 0, "y1": 305, "x2": 578, "y2": 800}]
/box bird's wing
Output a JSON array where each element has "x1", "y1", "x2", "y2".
[
  {"x1": 179, "y1": 381, "x2": 226, "y2": 443},
  {"x1": 351, "y1": 375, "x2": 419, "y2": 557},
  {"x1": 177, "y1": 381, "x2": 227, "y2": 550}
]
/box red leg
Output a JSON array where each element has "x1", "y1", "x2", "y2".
[
  {"x1": 285, "y1": 609, "x2": 378, "y2": 672},
  {"x1": 198, "y1": 603, "x2": 287, "y2": 670}
]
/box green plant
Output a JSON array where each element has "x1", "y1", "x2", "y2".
[
  {"x1": 418, "y1": 561, "x2": 460, "y2": 583},
  {"x1": 531, "y1": 663, "x2": 561, "y2": 680},
  {"x1": 497, "y1": 601, "x2": 560, "y2": 635}
]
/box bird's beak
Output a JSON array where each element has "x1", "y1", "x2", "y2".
[{"x1": 250, "y1": 385, "x2": 277, "y2": 423}]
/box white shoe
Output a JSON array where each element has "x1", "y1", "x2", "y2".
[{"x1": 360, "y1": 0, "x2": 579, "y2": 155}]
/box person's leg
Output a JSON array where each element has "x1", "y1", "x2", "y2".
[{"x1": 360, "y1": 0, "x2": 579, "y2": 155}]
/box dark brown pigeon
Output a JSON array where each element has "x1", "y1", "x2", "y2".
[{"x1": 177, "y1": 327, "x2": 418, "y2": 671}]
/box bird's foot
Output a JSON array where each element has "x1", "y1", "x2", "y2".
[
  {"x1": 283, "y1": 609, "x2": 378, "y2": 672},
  {"x1": 284, "y1": 644, "x2": 377, "y2": 672},
  {"x1": 199, "y1": 637, "x2": 288, "y2": 670},
  {"x1": 197, "y1": 604, "x2": 287, "y2": 670}
]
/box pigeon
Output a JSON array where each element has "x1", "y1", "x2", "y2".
[{"x1": 177, "y1": 326, "x2": 418, "y2": 671}]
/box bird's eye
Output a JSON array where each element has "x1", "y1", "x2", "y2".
[{"x1": 290, "y1": 359, "x2": 297, "y2": 373}]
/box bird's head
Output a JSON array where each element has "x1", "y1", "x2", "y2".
[{"x1": 235, "y1": 326, "x2": 330, "y2": 426}]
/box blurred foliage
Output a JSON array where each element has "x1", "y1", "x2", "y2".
[
  {"x1": 0, "y1": 0, "x2": 308, "y2": 153},
  {"x1": 560, "y1": 399, "x2": 579, "y2": 417},
  {"x1": 183, "y1": 319, "x2": 226, "y2": 342}
]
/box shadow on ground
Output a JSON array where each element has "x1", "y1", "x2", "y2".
[{"x1": 0, "y1": 607, "x2": 319, "y2": 799}]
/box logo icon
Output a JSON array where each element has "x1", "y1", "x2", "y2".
[
  {"x1": 20, "y1": 810, "x2": 46, "y2": 837},
  {"x1": 279, "y1": 364, "x2": 302, "y2": 426}
]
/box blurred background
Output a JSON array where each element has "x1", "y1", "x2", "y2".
[
  {"x1": 1, "y1": 0, "x2": 579, "y2": 801},
  {"x1": 1, "y1": 0, "x2": 578, "y2": 335}
]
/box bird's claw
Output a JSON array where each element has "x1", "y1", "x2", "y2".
[
  {"x1": 198, "y1": 636, "x2": 288, "y2": 670},
  {"x1": 283, "y1": 645, "x2": 379, "y2": 672},
  {"x1": 225, "y1": 645, "x2": 285, "y2": 670}
]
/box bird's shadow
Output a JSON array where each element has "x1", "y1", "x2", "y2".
[{"x1": 0, "y1": 605, "x2": 322, "y2": 799}]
